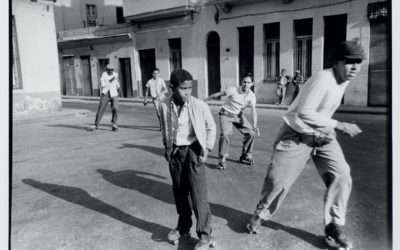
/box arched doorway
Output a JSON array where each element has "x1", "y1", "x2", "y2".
[{"x1": 207, "y1": 31, "x2": 221, "y2": 95}]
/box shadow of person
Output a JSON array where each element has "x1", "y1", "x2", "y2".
[
  {"x1": 262, "y1": 220, "x2": 327, "y2": 249},
  {"x1": 97, "y1": 169, "x2": 251, "y2": 234},
  {"x1": 46, "y1": 124, "x2": 108, "y2": 131},
  {"x1": 22, "y1": 178, "x2": 171, "y2": 243},
  {"x1": 117, "y1": 124, "x2": 161, "y2": 132}
]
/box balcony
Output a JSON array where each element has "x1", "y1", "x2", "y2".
[{"x1": 124, "y1": 0, "x2": 200, "y2": 23}]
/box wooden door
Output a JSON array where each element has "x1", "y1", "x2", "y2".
[
  {"x1": 62, "y1": 56, "x2": 77, "y2": 96},
  {"x1": 80, "y1": 56, "x2": 93, "y2": 96}
]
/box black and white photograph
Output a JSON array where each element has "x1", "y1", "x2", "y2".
[{"x1": 7, "y1": 0, "x2": 398, "y2": 249}]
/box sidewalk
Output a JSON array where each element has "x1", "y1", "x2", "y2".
[
  {"x1": 13, "y1": 108, "x2": 91, "y2": 124},
  {"x1": 62, "y1": 95, "x2": 388, "y2": 115}
]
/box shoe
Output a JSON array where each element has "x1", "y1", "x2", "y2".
[
  {"x1": 88, "y1": 125, "x2": 98, "y2": 131},
  {"x1": 194, "y1": 235, "x2": 215, "y2": 250},
  {"x1": 167, "y1": 229, "x2": 190, "y2": 245},
  {"x1": 111, "y1": 124, "x2": 119, "y2": 131},
  {"x1": 246, "y1": 215, "x2": 261, "y2": 234},
  {"x1": 217, "y1": 161, "x2": 226, "y2": 170},
  {"x1": 239, "y1": 155, "x2": 254, "y2": 166},
  {"x1": 324, "y1": 223, "x2": 352, "y2": 249}
]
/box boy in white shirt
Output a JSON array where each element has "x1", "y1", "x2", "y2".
[
  {"x1": 143, "y1": 68, "x2": 168, "y2": 129},
  {"x1": 90, "y1": 64, "x2": 120, "y2": 131},
  {"x1": 246, "y1": 41, "x2": 365, "y2": 250},
  {"x1": 206, "y1": 75, "x2": 259, "y2": 169}
]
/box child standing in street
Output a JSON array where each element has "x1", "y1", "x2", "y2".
[
  {"x1": 159, "y1": 69, "x2": 216, "y2": 249},
  {"x1": 90, "y1": 64, "x2": 120, "y2": 131},
  {"x1": 205, "y1": 75, "x2": 259, "y2": 170},
  {"x1": 143, "y1": 68, "x2": 168, "y2": 130},
  {"x1": 276, "y1": 68, "x2": 290, "y2": 105}
]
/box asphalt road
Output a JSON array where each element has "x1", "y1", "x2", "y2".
[{"x1": 11, "y1": 101, "x2": 391, "y2": 250}]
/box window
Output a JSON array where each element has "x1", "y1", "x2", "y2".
[
  {"x1": 86, "y1": 4, "x2": 97, "y2": 27},
  {"x1": 168, "y1": 38, "x2": 182, "y2": 73},
  {"x1": 263, "y1": 22, "x2": 280, "y2": 80},
  {"x1": 12, "y1": 15, "x2": 22, "y2": 89},
  {"x1": 116, "y1": 7, "x2": 125, "y2": 24},
  {"x1": 294, "y1": 18, "x2": 312, "y2": 78}
]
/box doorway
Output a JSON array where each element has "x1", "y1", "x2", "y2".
[
  {"x1": 119, "y1": 58, "x2": 134, "y2": 97},
  {"x1": 61, "y1": 56, "x2": 77, "y2": 96},
  {"x1": 238, "y1": 26, "x2": 254, "y2": 82},
  {"x1": 207, "y1": 31, "x2": 221, "y2": 95},
  {"x1": 138, "y1": 49, "x2": 156, "y2": 96},
  {"x1": 323, "y1": 14, "x2": 347, "y2": 69},
  {"x1": 80, "y1": 56, "x2": 93, "y2": 96}
]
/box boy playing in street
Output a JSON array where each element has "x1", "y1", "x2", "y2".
[
  {"x1": 246, "y1": 41, "x2": 365, "y2": 250},
  {"x1": 90, "y1": 64, "x2": 120, "y2": 131},
  {"x1": 206, "y1": 75, "x2": 259, "y2": 170},
  {"x1": 143, "y1": 68, "x2": 168, "y2": 129},
  {"x1": 159, "y1": 69, "x2": 216, "y2": 249}
]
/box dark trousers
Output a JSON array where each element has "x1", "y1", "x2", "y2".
[
  {"x1": 94, "y1": 93, "x2": 118, "y2": 126},
  {"x1": 169, "y1": 141, "x2": 212, "y2": 237}
]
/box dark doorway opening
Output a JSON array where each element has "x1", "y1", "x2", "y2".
[
  {"x1": 238, "y1": 26, "x2": 254, "y2": 83},
  {"x1": 323, "y1": 14, "x2": 347, "y2": 69},
  {"x1": 80, "y1": 56, "x2": 93, "y2": 96},
  {"x1": 168, "y1": 38, "x2": 182, "y2": 73},
  {"x1": 139, "y1": 49, "x2": 156, "y2": 96},
  {"x1": 119, "y1": 58, "x2": 134, "y2": 98},
  {"x1": 207, "y1": 31, "x2": 221, "y2": 95}
]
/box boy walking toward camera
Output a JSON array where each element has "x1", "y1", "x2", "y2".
[
  {"x1": 159, "y1": 69, "x2": 216, "y2": 249},
  {"x1": 246, "y1": 41, "x2": 366, "y2": 250}
]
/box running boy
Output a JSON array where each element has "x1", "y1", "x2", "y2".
[
  {"x1": 246, "y1": 41, "x2": 365, "y2": 250},
  {"x1": 144, "y1": 68, "x2": 168, "y2": 129},
  {"x1": 159, "y1": 69, "x2": 216, "y2": 249}
]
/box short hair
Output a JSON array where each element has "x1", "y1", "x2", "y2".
[
  {"x1": 170, "y1": 69, "x2": 193, "y2": 88},
  {"x1": 153, "y1": 68, "x2": 160, "y2": 73}
]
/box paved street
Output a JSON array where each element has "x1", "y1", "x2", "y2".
[{"x1": 11, "y1": 102, "x2": 391, "y2": 250}]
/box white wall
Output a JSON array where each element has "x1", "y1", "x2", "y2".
[
  {"x1": 124, "y1": 0, "x2": 189, "y2": 17},
  {"x1": 13, "y1": 0, "x2": 61, "y2": 94}
]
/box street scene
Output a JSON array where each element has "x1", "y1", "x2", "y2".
[
  {"x1": 11, "y1": 0, "x2": 392, "y2": 249},
  {"x1": 12, "y1": 102, "x2": 390, "y2": 250}
]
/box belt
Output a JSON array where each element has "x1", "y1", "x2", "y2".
[{"x1": 219, "y1": 108, "x2": 241, "y2": 117}]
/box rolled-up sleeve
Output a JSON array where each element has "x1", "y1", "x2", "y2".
[{"x1": 203, "y1": 103, "x2": 216, "y2": 150}]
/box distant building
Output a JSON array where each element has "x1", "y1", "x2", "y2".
[
  {"x1": 56, "y1": 0, "x2": 390, "y2": 107},
  {"x1": 12, "y1": 0, "x2": 62, "y2": 114},
  {"x1": 55, "y1": 0, "x2": 138, "y2": 98}
]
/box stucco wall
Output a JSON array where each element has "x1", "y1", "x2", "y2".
[
  {"x1": 12, "y1": 0, "x2": 61, "y2": 113},
  {"x1": 125, "y1": 0, "x2": 383, "y2": 105}
]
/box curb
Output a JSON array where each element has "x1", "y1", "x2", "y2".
[{"x1": 61, "y1": 96, "x2": 388, "y2": 115}]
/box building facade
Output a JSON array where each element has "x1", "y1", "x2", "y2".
[
  {"x1": 55, "y1": 0, "x2": 138, "y2": 97},
  {"x1": 12, "y1": 0, "x2": 62, "y2": 113},
  {"x1": 56, "y1": 0, "x2": 390, "y2": 107}
]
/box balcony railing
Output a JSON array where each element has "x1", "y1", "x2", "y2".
[{"x1": 57, "y1": 23, "x2": 133, "y2": 41}]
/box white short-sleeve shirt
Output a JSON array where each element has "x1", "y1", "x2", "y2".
[
  {"x1": 222, "y1": 86, "x2": 256, "y2": 115},
  {"x1": 146, "y1": 78, "x2": 167, "y2": 98}
]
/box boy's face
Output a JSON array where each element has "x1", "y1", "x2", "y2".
[
  {"x1": 172, "y1": 80, "x2": 192, "y2": 104},
  {"x1": 336, "y1": 59, "x2": 362, "y2": 82},
  {"x1": 152, "y1": 70, "x2": 159, "y2": 79},
  {"x1": 240, "y1": 76, "x2": 253, "y2": 92}
]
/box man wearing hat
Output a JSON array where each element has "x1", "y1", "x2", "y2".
[
  {"x1": 90, "y1": 64, "x2": 120, "y2": 131},
  {"x1": 246, "y1": 41, "x2": 365, "y2": 250}
]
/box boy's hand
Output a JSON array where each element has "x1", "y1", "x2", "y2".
[
  {"x1": 164, "y1": 149, "x2": 172, "y2": 162},
  {"x1": 336, "y1": 122, "x2": 362, "y2": 137},
  {"x1": 199, "y1": 150, "x2": 208, "y2": 164},
  {"x1": 254, "y1": 127, "x2": 260, "y2": 136},
  {"x1": 109, "y1": 76, "x2": 115, "y2": 82}
]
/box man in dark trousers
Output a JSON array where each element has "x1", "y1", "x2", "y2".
[
  {"x1": 90, "y1": 64, "x2": 120, "y2": 131},
  {"x1": 246, "y1": 41, "x2": 365, "y2": 250},
  {"x1": 159, "y1": 69, "x2": 216, "y2": 249}
]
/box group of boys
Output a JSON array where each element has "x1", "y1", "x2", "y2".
[{"x1": 89, "y1": 41, "x2": 365, "y2": 250}]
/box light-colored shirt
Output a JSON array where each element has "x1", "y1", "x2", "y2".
[
  {"x1": 146, "y1": 78, "x2": 167, "y2": 98},
  {"x1": 160, "y1": 96, "x2": 216, "y2": 154},
  {"x1": 100, "y1": 72, "x2": 120, "y2": 97},
  {"x1": 171, "y1": 101, "x2": 196, "y2": 146},
  {"x1": 283, "y1": 69, "x2": 348, "y2": 136},
  {"x1": 222, "y1": 86, "x2": 256, "y2": 115}
]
